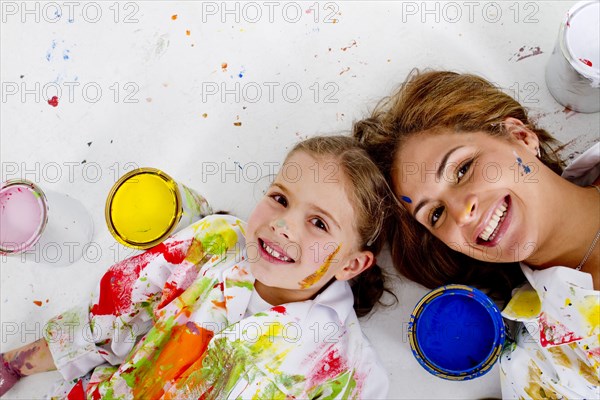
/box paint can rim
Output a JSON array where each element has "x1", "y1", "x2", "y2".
[
  {"x1": 0, "y1": 179, "x2": 49, "y2": 254},
  {"x1": 105, "y1": 167, "x2": 183, "y2": 249},
  {"x1": 408, "y1": 284, "x2": 505, "y2": 381}
]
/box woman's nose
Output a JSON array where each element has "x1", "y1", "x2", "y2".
[{"x1": 450, "y1": 194, "x2": 478, "y2": 226}]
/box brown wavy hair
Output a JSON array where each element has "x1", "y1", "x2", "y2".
[
  {"x1": 288, "y1": 135, "x2": 397, "y2": 316},
  {"x1": 353, "y1": 70, "x2": 565, "y2": 303}
]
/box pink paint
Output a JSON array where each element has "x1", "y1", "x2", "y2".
[
  {"x1": 47, "y1": 96, "x2": 59, "y2": 107},
  {"x1": 0, "y1": 182, "x2": 47, "y2": 253}
]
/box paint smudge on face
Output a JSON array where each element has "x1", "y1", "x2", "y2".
[
  {"x1": 510, "y1": 46, "x2": 543, "y2": 62},
  {"x1": 579, "y1": 58, "x2": 593, "y2": 67},
  {"x1": 299, "y1": 245, "x2": 341, "y2": 289},
  {"x1": 401, "y1": 196, "x2": 412, "y2": 204},
  {"x1": 513, "y1": 151, "x2": 531, "y2": 175},
  {"x1": 48, "y1": 96, "x2": 59, "y2": 107},
  {"x1": 275, "y1": 219, "x2": 286, "y2": 228}
]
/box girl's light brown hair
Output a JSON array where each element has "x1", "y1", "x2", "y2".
[
  {"x1": 353, "y1": 70, "x2": 565, "y2": 303},
  {"x1": 288, "y1": 135, "x2": 396, "y2": 316}
]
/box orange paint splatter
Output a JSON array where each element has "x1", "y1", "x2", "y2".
[
  {"x1": 211, "y1": 300, "x2": 226, "y2": 309},
  {"x1": 171, "y1": 14, "x2": 178, "y2": 20},
  {"x1": 299, "y1": 245, "x2": 341, "y2": 289},
  {"x1": 132, "y1": 322, "x2": 213, "y2": 399},
  {"x1": 33, "y1": 300, "x2": 43, "y2": 307},
  {"x1": 186, "y1": 30, "x2": 191, "y2": 36},
  {"x1": 221, "y1": 62, "x2": 228, "y2": 71},
  {"x1": 202, "y1": 113, "x2": 208, "y2": 118},
  {"x1": 233, "y1": 122, "x2": 242, "y2": 126}
]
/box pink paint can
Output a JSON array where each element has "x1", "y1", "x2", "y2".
[
  {"x1": 545, "y1": 1, "x2": 600, "y2": 113},
  {"x1": 0, "y1": 179, "x2": 94, "y2": 265}
]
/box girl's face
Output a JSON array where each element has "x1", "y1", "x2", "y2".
[
  {"x1": 392, "y1": 124, "x2": 546, "y2": 263},
  {"x1": 247, "y1": 151, "x2": 373, "y2": 304}
]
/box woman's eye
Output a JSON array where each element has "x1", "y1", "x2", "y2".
[
  {"x1": 430, "y1": 206, "x2": 444, "y2": 227},
  {"x1": 456, "y1": 159, "x2": 473, "y2": 182},
  {"x1": 310, "y1": 217, "x2": 328, "y2": 231},
  {"x1": 270, "y1": 194, "x2": 287, "y2": 207}
]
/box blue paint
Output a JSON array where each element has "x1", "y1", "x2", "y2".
[
  {"x1": 63, "y1": 50, "x2": 70, "y2": 60},
  {"x1": 401, "y1": 195, "x2": 412, "y2": 203},
  {"x1": 408, "y1": 285, "x2": 504, "y2": 380}
]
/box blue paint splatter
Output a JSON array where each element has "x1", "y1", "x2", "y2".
[
  {"x1": 238, "y1": 66, "x2": 246, "y2": 78},
  {"x1": 401, "y1": 196, "x2": 412, "y2": 203},
  {"x1": 63, "y1": 50, "x2": 70, "y2": 60}
]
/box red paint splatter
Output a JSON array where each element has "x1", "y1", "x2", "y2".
[
  {"x1": 91, "y1": 239, "x2": 190, "y2": 316},
  {"x1": 538, "y1": 312, "x2": 582, "y2": 347},
  {"x1": 271, "y1": 305, "x2": 286, "y2": 314},
  {"x1": 33, "y1": 300, "x2": 43, "y2": 307},
  {"x1": 310, "y1": 348, "x2": 347, "y2": 385},
  {"x1": 47, "y1": 96, "x2": 59, "y2": 107},
  {"x1": 213, "y1": 282, "x2": 224, "y2": 291},
  {"x1": 579, "y1": 58, "x2": 593, "y2": 67},
  {"x1": 157, "y1": 281, "x2": 185, "y2": 310},
  {"x1": 66, "y1": 380, "x2": 85, "y2": 400}
]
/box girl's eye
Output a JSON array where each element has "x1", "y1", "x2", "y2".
[
  {"x1": 430, "y1": 206, "x2": 445, "y2": 227},
  {"x1": 456, "y1": 159, "x2": 474, "y2": 182},
  {"x1": 310, "y1": 217, "x2": 328, "y2": 232},
  {"x1": 270, "y1": 194, "x2": 287, "y2": 207}
]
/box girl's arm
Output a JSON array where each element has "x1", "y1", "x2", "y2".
[{"x1": 0, "y1": 339, "x2": 55, "y2": 395}]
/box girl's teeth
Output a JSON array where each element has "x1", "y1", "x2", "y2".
[{"x1": 479, "y1": 201, "x2": 508, "y2": 242}]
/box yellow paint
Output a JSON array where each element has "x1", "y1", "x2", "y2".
[
  {"x1": 576, "y1": 295, "x2": 600, "y2": 336},
  {"x1": 547, "y1": 347, "x2": 572, "y2": 369},
  {"x1": 564, "y1": 298, "x2": 572, "y2": 307},
  {"x1": 299, "y1": 245, "x2": 341, "y2": 289},
  {"x1": 503, "y1": 286, "x2": 541, "y2": 319},
  {"x1": 110, "y1": 172, "x2": 178, "y2": 245},
  {"x1": 578, "y1": 358, "x2": 600, "y2": 386}
]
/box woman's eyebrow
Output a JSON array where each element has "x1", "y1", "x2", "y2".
[{"x1": 436, "y1": 145, "x2": 464, "y2": 180}]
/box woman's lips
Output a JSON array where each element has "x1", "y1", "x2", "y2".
[{"x1": 475, "y1": 195, "x2": 512, "y2": 247}]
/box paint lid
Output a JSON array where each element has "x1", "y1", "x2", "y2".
[
  {"x1": 564, "y1": 1, "x2": 600, "y2": 85},
  {"x1": 0, "y1": 179, "x2": 48, "y2": 254},
  {"x1": 408, "y1": 284, "x2": 505, "y2": 380},
  {"x1": 105, "y1": 168, "x2": 182, "y2": 249}
]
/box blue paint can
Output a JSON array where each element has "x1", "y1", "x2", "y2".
[{"x1": 408, "y1": 284, "x2": 505, "y2": 380}]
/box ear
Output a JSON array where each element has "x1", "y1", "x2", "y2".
[
  {"x1": 503, "y1": 117, "x2": 539, "y2": 156},
  {"x1": 335, "y1": 251, "x2": 375, "y2": 281}
]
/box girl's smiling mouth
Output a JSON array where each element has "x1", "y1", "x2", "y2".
[
  {"x1": 258, "y1": 238, "x2": 295, "y2": 263},
  {"x1": 476, "y1": 196, "x2": 512, "y2": 247}
]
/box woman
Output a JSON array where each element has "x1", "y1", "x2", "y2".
[{"x1": 353, "y1": 70, "x2": 599, "y2": 398}]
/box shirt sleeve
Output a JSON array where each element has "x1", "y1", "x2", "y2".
[{"x1": 45, "y1": 215, "x2": 243, "y2": 381}]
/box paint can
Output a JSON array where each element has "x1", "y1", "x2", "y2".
[
  {"x1": 545, "y1": 1, "x2": 600, "y2": 113},
  {"x1": 105, "y1": 168, "x2": 212, "y2": 249},
  {"x1": 0, "y1": 179, "x2": 94, "y2": 266},
  {"x1": 408, "y1": 284, "x2": 505, "y2": 380}
]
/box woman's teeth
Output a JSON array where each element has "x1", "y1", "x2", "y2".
[
  {"x1": 479, "y1": 202, "x2": 508, "y2": 242},
  {"x1": 262, "y1": 241, "x2": 293, "y2": 262}
]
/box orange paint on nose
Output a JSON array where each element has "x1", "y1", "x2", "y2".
[
  {"x1": 299, "y1": 245, "x2": 341, "y2": 289},
  {"x1": 132, "y1": 322, "x2": 214, "y2": 399}
]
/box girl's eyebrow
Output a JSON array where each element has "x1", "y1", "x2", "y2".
[{"x1": 271, "y1": 182, "x2": 341, "y2": 230}]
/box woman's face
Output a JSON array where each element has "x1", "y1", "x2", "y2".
[{"x1": 392, "y1": 126, "x2": 546, "y2": 263}]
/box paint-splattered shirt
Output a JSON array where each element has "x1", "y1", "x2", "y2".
[
  {"x1": 499, "y1": 143, "x2": 600, "y2": 399},
  {"x1": 46, "y1": 215, "x2": 389, "y2": 399}
]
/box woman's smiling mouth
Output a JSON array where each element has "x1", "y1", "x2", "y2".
[{"x1": 476, "y1": 196, "x2": 512, "y2": 246}]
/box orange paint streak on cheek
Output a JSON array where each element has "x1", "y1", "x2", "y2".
[{"x1": 298, "y1": 245, "x2": 341, "y2": 289}]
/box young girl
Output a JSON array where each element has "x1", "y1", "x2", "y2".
[
  {"x1": 0, "y1": 136, "x2": 393, "y2": 399},
  {"x1": 353, "y1": 70, "x2": 599, "y2": 398}
]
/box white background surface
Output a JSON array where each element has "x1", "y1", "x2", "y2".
[{"x1": 1, "y1": 1, "x2": 599, "y2": 398}]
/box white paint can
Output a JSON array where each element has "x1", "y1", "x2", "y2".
[{"x1": 545, "y1": 1, "x2": 600, "y2": 113}]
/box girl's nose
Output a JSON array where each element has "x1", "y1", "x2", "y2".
[
  {"x1": 271, "y1": 218, "x2": 291, "y2": 239},
  {"x1": 450, "y1": 194, "x2": 478, "y2": 227}
]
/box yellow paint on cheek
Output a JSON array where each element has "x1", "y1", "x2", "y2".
[
  {"x1": 298, "y1": 245, "x2": 341, "y2": 289},
  {"x1": 577, "y1": 295, "x2": 600, "y2": 336},
  {"x1": 503, "y1": 286, "x2": 541, "y2": 319}
]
